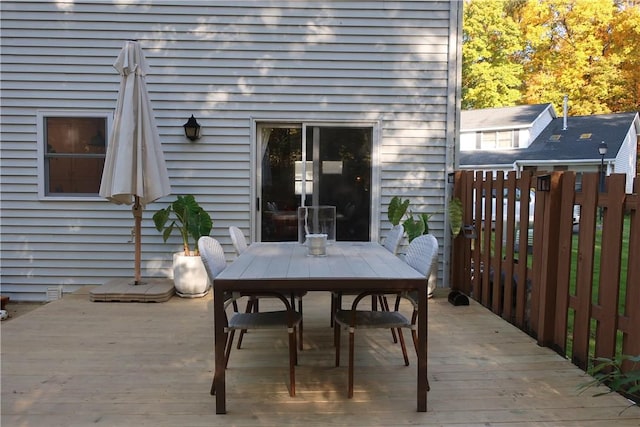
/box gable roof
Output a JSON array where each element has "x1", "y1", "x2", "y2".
[
  {"x1": 459, "y1": 111, "x2": 638, "y2": 166},
  {"x1": 461, "y1": 104, "x2": 554, "y2": 131}
]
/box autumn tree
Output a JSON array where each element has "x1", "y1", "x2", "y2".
[
  {"x1": 463, "y1": 0, "x2": 640, "y2": 114},
  {"x1": 609, "y1": 2, "x2": 640, "y2": 112}
]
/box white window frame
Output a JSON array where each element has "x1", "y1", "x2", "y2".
[
  {"x1": 36, "y1": 110, "x2": 113, "y2": 200},
  {"x1": 481, "y1": 130, "x2": 516, "y2": 149}
]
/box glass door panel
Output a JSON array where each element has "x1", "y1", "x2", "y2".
[
  {"x1": 305, "y1": 126, "x2": 371, "y2": 241},
  {"x1": 259, "y1": 124, "x2": 372, "y2": 242},
  {"x1": 260, "y1": 126, "x2": 302, "y2": 242}
]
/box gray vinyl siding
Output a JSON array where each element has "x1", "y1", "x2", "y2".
[{"x1": 0, "y1": 0, "x2": 460, "y2": 300}]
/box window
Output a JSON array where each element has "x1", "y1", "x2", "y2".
[
  {"x1": 480, "y1": 130, "x2": 516, "y2": 149},
  {"x1": 38, "y1": 112, "x2": 110, "y2": 198},
  {"x1": 496, "y1": 131, "x2": 513, "y2": 148}
]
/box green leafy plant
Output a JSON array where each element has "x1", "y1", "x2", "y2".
[
  {"x1": 387, "y1": 196, "x2": 431, "y2": 242},
  {"x1": 388, "y1": 196, "x2": 410, "y2": 226},
  {"x1": 152, "y1": 195, "x2": 213, "y2": 256},
  {"x1": 578, "y1": 354, "x2": 640, "y2": 413},
  {"x1": 448, "y1": 197, "x2": 463, "y2": 236}
]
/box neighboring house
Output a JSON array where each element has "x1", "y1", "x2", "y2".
[
  {"x1": 0, "y1": 1, "x2": 462, "y2": 301},
  {"x1": 459, "y1": 104, "x2": 639, "y2": 194}
]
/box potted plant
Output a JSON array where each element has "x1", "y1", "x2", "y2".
[
  {"x1": 153, "y1": 195, "x2": 213, "y2": 297},
  {"x1": 388, "y1": 196, "x2": 437, "y2": 296},
  {"x1": 387, "y1": 196, "x2": 431, "y2": 242}
]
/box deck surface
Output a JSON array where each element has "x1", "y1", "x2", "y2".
[{"x1": 2, "y1": 287, "x2": 639, "y2": 426}]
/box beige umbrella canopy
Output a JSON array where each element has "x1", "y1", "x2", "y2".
[{"x1": 99, "y1": 40, "x2": 171, "y2": 285}]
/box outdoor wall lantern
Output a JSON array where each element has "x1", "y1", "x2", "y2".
[
  {"x1": 537, "y1": 174, "x2": 551, "y2": 192},
  {"x1": 598, "y1": 141, "x2": 608, "y2": 192},
  {"x1": 598, "y1": 141, "x2": 608, "y2": 221},
  {"x1": 447, "y1": 172, "x2": 455, "y2": 184},
  {"x1": 183, "y1": 115, "x2": 201, "y2": 141},
  {"x1": 598, "y1": 140, "x2": 608, "y2": 157}
]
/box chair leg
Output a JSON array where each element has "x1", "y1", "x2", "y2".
[
  {"x1": 236, "y1": 298, "x2": 255, "y2": 349},
  {"x1": 379, "y1": 294, "x2": 398, "y2": 344},
  {"x1": 411, "y1": 310, "x2": 419, "y2": 353},
  {"x1": 211, "y1": 329, "x2": 231, "y2": 396},
  {"x1": 330, "y1": 293, "x2": 335, "y2": 327},
  {"x1": 297, "y1": 296, "x2": 304, "y2": 351},
  {"x1": 334, "y1": 323, "x2": 341, "y2": 366},
  {"x1": 348, "y1": 327, "x2": 355, "y2": 398},
  {"x1": 331, "y1": 292, "x2": 343, "y2": 331},
  {"x1": 224, "y1": 330, "x2": 236, "y2": 369},
  {"x1": 288, "y1": 328, "x2": 296, "y2": 397},
  {"x1": 397, "y1": 329, "x2": 410, "y2": 366}
]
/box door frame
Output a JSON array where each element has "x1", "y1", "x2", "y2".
[{"x1": 251, "y1": 118, "x2": 382, "y2": 243}]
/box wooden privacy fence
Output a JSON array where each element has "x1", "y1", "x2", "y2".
[{"x1": 451, "y1": 170, "x2": 639, "y2": 373}]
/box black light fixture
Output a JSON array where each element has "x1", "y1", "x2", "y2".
[
  {"x1": 183, "y1": 115, "x2": 201, "y2": 141},
  {"x1": 447, "y1": 172, "x2": 455, "y2": 184},
  {"x1": 598, "y1": 141, "x2": 608, "y2": 192},
  {"x1": 598, "y1": 141, "x2": 608, "y2": 222},
  {"x1": 598, "y1": 140, "x2": 608, "y2": 157},
  {"x1": 537, "y1": 174, "x2": 551, "y2": 192}
]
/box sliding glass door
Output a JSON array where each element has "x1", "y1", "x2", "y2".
[{"x1": 258, "y1": 123, "x2": 372, "y2": 242}]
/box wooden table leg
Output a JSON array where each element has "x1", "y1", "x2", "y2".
[
  {"x1": 417, "y1": 287, "x2": 428, "y2": 412},
  {"x1": 213, "y1": 287, "x2": 227, "y2": 414}
]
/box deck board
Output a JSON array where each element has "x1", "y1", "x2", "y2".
[{"x1": 1, "y1": 287, "x2": 639, "y2": 426}]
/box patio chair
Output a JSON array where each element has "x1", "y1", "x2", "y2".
[
  {"x1": 229, "y1": 225, "x2": 248, "y2": 255},
  {"x1": 333, "y1": 233, "x2": 438, "y2": 398},
  {"x1": 331, "y1": 224, "x2": 405, "y2": 329},
  {"x1": 198, "y1": 236, "x2": 302, "y2": 397},
  {"x1": 229, "y1": 226, "x2": 306, "y2": 350},
  {"x1": 381, "y1": 223, "x2": 405, "y2": 254}
]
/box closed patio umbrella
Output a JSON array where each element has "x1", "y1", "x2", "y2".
[{"x1": 100, "y1": 40, "x2": 171, "y2": 285}]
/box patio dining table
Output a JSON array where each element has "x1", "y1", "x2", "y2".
[{"x1": 212, "y1": 241, "x2": 429, "y2": 413}]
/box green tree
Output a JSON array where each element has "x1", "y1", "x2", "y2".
[
  {"x1": 462, "y1": 0, "x2": 525, "y2": 109},
  {"x1": 462, "y1": 0, "x2": 640, "y2": 114}
]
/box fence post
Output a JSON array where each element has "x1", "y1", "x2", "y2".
[
  {"x1": 533, "y1": 172, "x2": 564, "y2": 346},
  {"x1": 450, "y1": 171, "x2": 474, "y2": 296}
]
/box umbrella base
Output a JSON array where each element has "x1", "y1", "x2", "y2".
[{"x1": 90, "y1": 278, "x2": 174, "y2": 303}]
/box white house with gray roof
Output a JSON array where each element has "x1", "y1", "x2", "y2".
[{"x1": 460, "y1": 104, "x2": 639, "y2": 194}]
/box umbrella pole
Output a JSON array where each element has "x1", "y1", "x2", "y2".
[{"x1": 133, "y1": 196, "x2": 142, "y2": 285}]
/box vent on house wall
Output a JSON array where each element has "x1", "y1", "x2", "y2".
[{"x1": 47, "y1": 286, "x2": 63, "y2": 301}]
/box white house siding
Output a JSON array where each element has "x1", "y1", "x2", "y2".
[
  {"x1": 0, "y1": 0, "x2": 461, "y2": 301},
  {"x1": 525, "y1": 105, "x2": 555, "y2": 148},
  {"x1": 614, "y1": 116, "x2": 639, "y2": 194}
]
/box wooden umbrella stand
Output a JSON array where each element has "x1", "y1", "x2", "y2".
[{"x1": 133, "y1": 195, "x2": 143, "y2": 285}]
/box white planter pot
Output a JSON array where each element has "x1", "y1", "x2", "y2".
[{"x1": 172, "y1": 252, "x2": 210, "y2": 298}]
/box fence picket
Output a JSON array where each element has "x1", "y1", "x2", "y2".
[{"x1": 451, "y1": 170, "x2": 638, "y2": 377}]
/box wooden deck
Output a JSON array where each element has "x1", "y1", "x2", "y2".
[{"x1": 2, "y1": 287, "x2": 639, "y2": 426}]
